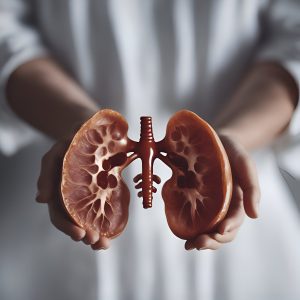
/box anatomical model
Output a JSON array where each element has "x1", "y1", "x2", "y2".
[{"x1": 61, "y1": 109, "x2": 232, "y2": 241}]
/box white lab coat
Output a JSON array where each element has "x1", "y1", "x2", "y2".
[{"x1": 1, "y1": 1, "x2": 300, "y2": 300}]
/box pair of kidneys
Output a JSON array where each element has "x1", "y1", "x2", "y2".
[{"x1": 61, "y1": 109, "x2": 232, "y2": 241}]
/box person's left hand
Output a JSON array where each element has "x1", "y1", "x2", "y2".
[{"x1": 185, "y1": 132, "x2": 260, "y2": 250}]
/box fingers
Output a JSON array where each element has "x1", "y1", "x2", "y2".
[
  {"x1": 212, "y1": 229, "x2": 238, "y2": 243},
  {"x1": 185, "y1": 185, "x2": 244, "y2": 251},
  {"x1": 185, "y1": 229, "x2": 240, "y2": 251},
  {"x1": 233, "y1": 150, "x2": 260, "y2": 218},
  {"x1": 91, "y1": 236, "x2": 110, "y2": 250},
  {"x1": 220, "y1": 135, "x2": 260, "y2": 219},
  {"x1": 217, "y1": 185, "x2": 245, "y2": 234},
  {"x1": 49, "y1": 202, "x2": 110, "y2": 249},
  {"x1": 48, "y1": 204, "x2": 86, "y2": 241},
  {"x1": 82, "y1": 229, "x2": 99, "y2": 245},
  {"x1": 185, "y1": 228, "x2": 240, "y2": 250},
  {"x1": 36, "y1": 141, "x2": 69, "y2": 203},
  {"x1": 185, "y1": 235, "x2": 222, "y2": 251}
]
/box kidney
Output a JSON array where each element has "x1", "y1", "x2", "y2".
[{"x1": 61, "y1": 109, "x2": 232, "y2": 241}]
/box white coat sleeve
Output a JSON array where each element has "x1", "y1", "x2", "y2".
[
  {"x1": 0, "y1": 0, "x2": 49, "y2": 156},
  {"x1": 257, "y1": 0, "x2": 300, "y2": 178}
]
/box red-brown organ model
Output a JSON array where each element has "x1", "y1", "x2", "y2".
[{"x1": 61, "y1": 109, "x2": 232, "y2": 241}]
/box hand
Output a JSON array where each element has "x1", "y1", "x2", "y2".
[
  {"x1": 36, "y1": 137, "x2": 110, "y2": 250},
  {"x1": 185, "y1": 132, "x2": 260, "y2": 250}
]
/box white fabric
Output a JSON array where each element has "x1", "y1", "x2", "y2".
[{"x1": 1, "y1": 0, "x2": 300, "y2": 299}]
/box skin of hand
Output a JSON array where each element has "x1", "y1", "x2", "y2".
[{"x1": 185, "y1": 62, "x2": 298, "y2": 251}]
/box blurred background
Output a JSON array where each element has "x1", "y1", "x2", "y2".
[{"x1": 1, "y1": 1, "x2": 300, "y2": 300}]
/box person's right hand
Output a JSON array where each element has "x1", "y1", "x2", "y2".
[{"x1": 36, "y1": 138, "x2": 110, "y2": 250}]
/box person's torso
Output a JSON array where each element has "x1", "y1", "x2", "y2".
[
  {"x1": 27, "y1": 2, "x2": 300, "y2": 300},
  {"x1": 33, "y1": 0, "x2": 266, "y2": 123}
]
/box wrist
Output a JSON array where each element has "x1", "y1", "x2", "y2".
[
  {"x1": 217, "y1": 127, "x2": 246, "y2": 148},
  {"x1": 6, "y1": 57, "x2": 100, "y2": 141},
  {"x1": 215, "y1": 62, "x2": 298, "y2": 151}
]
